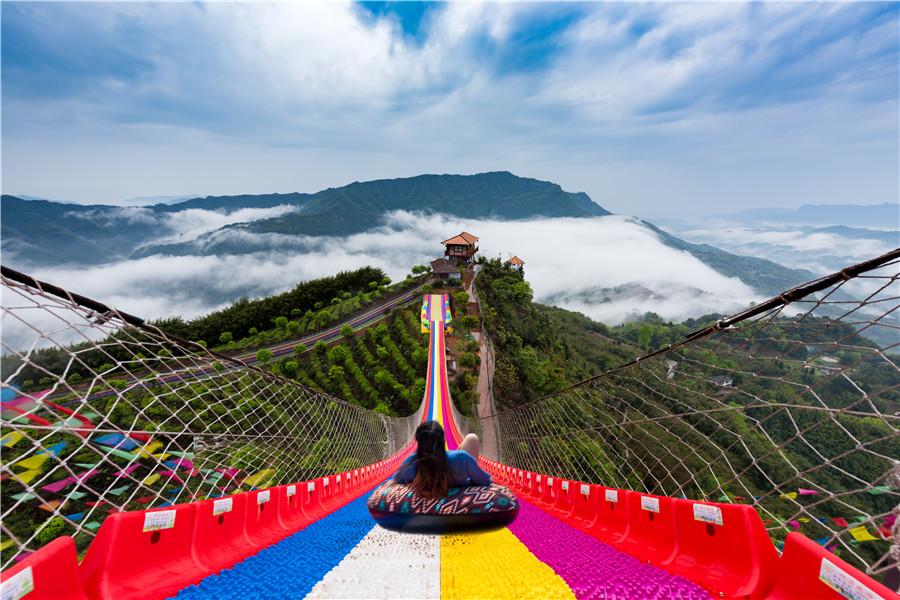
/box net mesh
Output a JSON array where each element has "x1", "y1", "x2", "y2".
[
  {"x1": 486, "y1": 250, "x2": 899, "y2": 581},
  {"x1": 0, "y1": 267, "x2": 420, "y2": 569}
]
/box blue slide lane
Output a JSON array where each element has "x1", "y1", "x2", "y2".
[{"x1": 175, "y1": 493, "x2": 376, "y2": 600}]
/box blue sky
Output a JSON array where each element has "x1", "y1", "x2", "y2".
[{"x1": 2, "y1": 2, "x2": 897, "y2": 216}]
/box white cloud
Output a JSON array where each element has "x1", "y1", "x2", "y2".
[
  {"x1": 2, "y1": 213, "x2": 761, "y2": 352},
  {"x1": 659, "y1": 220, "x2": 897, "y2": 273},
  {"x1": 67, "y1": 206, "x2": 158, "y2": 227}
]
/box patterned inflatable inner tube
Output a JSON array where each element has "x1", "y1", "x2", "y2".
[{"x1": 367, "y1": 481, "x2": 519, "y2": 533}]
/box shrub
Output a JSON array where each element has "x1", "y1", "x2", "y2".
[{"x1": 328, "y1": 345, "x2": 350, "y2": 364}]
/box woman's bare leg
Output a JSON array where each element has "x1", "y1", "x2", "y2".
[{"x1": 458, "y1": 433, "x2": 481, "y2": 458}]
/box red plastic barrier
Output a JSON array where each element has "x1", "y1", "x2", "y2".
[
  {"x1": 765, "y1": 532, "x2": 894, "y2": 600},
  {"x1": 0, "y1": 536, "x2": 87, "y2": 600},
  {"x1": 538, "y1": 475, "x2": 560, "y2": 508},
  {"x1": 528, "y1": 473, "x2": 546, "y2": 501},
  {"x1": 569, "y1": 482, "x2": 599, "y2": 528},
  {"x1": 243, "y1": 487, "x2": 284, "y2": 548},
  {"x1": 301, "y1": 479, "x2": 327, "y2": 522},
  {"x1": 191, "y1": 493, "x2": 255, "y2": 575},
  {"x1": 616, "y1": 492, "x2": 679, "y2": 565},
  {"x1": 588, "y1": 487, "x2": 631, "y2": 544},
  {"x1": 276, "y1": 483, "x2": 309, "y2": 531},
  {"x1": 333, "y1": 473, "x2": 347, "y2": 501},
  {"x1": 318, "y1": 476, "x2": 338, "y2": 511},
  {"x1": 552, "y1": 479, "x2": 577, "y2": 517},
  {"x1": 81, "y1": 504, "x2": 202, "y2": 600},
  {"x1": 668, "y1": 500, "x2": 779, "y2": 599}
]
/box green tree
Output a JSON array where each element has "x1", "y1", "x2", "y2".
[
  {"x1": 328, "y1": 345, "x2": 350, "y2": 364},
  {"x1": 328, "y1": 365, "x2": 346, "y2": 380},
  {"x1": 453, "y1": 291, "x2": 470, "y2": 308},
  {"x1": 256, "y1": 349, "x2": 273, "y2": 364},
  {"x1": 459, "y1": 352, "x2": 478, "y2": 369},
  {"x1": 293, "y1": 343, "x2": 307, "y2": 355},
  {"x1": 219, "y1": 331, "x2": 233, "y2": 344},
  {"x1": 341, "y1": 325, "x2": 354, "y2": 339},
  {"x1": 314, "y1": 340, "x2": 328, "y2": 355},
  {"x1": 36, "y1": 516, "x2": 68, "y2": 545}
]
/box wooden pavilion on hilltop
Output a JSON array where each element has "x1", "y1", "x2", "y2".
[
  {"x1": 442, "y1": 232, "x2": 479, "y2": 266},
  {"x1": 506, "y1": 255, "x2": 525, "y2": 270}
]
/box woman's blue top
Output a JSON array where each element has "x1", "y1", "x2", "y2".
[{"x1": 394, "y1": 451, "x2": 492, "y2": 487}]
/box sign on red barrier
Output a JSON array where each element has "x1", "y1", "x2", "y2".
[{"x1": 0, "y1": 537, "x2": 86, "y2": 600}]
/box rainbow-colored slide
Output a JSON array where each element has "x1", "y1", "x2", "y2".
[{"x1": 172, "y1": 294, "x2": 710, "y2": 599}]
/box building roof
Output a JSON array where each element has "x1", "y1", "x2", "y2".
[
  {"x1": 430, "y1": 258, "x2": 459, "y2": 274},
  {"x1": 442, "y1": 231, "x2": 479, "y2": 246},
  {"x1": 507, "y1": 255, "x2": 524, "y2": 266}
]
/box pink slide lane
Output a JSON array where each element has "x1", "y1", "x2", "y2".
[{"x1": 508, "y1": 501, "x2": 711, "y2": 600}]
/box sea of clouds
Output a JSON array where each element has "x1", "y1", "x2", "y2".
[{"x1": 3, "y1": 211, "x2": 764, "y2": 351}]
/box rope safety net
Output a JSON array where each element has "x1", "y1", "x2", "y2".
[
  {"x1": 483, "y1": 249, "x2": 899, "y2": 583},
  {"x1": 0, "y1": 266, "x2": 422, "y2": 570}
]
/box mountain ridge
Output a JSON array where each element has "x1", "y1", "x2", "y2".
[{"x1": 2, "y1": 171, "x2": 810, "y2": 296}]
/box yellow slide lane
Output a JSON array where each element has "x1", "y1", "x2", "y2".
[{"x1": 440, "y1": 528, "x2": 575, "y2": 600}]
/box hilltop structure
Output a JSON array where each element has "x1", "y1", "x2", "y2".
[
  {"x1": 442, "y1": 232, "x2": 478, "y2": 266},
  {"x1": 430, "y1": 258, "x2": 461, "y2": 282},
  {"x1": 506, "y1": 255, "x2": 525, "y2": 271}
]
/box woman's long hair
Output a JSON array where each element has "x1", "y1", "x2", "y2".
[{"x1": 411, "y1": 421, "x2": 451, "y2": 498}]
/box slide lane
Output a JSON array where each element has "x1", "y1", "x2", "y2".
[{"x1": 173, "y1": 293, "x2": 709, "y2": 599}]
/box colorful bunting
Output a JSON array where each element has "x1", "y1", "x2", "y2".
[
  {"x1": 797, "y1": 488, "x2": 819, "y2": 496},
  {"x1": 833, "y1": 517, "x2": 849, "y2": 528},
  {"x1": 135, "y1": 441, "x2": 162, "y2": 459},
  {"x1": 216, "y1": 467, "x2": 240, "y2": 479},
  {"x1": 867, "y1": 486, "x2": 891, "y2": 495},
  {"x1": 13, "y1": 454, "x2": 51, "y2": 471},
  {"x1": 105, "y1": 485, "x2": 130, "y2": 497},
  {"x1": 788, "y1": 520, "x2": 801, "y2": 530},
  {"x1": 42, "y1": 476, "x2": 76, "y2": 493},
  {"x1": 12, "y1": 469, "x2": 41, "y2": 485},
  {"x1": 65, "y1": 513, "x2": 85, "y2": 522},
  {"x1": 83, "y1": 521, "x2": 101, "y2": 531},
  {"x1": 779, "y1": 492, "x2": 798, "y2": 501},
  {"x1": 93, "y1": 433, "x2": 139, "y2": 451},
  {"x1": 848, "y1": 525, "x2": 879, "y2": 542},
  {"x1": 141, "y1": 473, "x2": 160, "y2": 486},
  {"x1": 159, "y1": 470, "x2": 185, "y2": 485},
  {"x1": 38, "y1": 500, "x2": 62, "y2": 512},
  {"x1": 0, "y1": 432, "x2": 23, "y2": 448},
  {"x1": 242, "y1": 469, "x2": 274, "y2": 488},
  {"x1": 11, "y1": 492, "x2": 36, "y2": 502},
  {"x1": 0, "y1": 540, "x2": 13, "y2": 551},
  {"x1": 114, "y1": 464, "x2": 140, "y2": 478}
]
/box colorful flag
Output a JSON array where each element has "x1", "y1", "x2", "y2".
[{"x1": 848, "y1": 525, "x2": 879, "y2": 542}]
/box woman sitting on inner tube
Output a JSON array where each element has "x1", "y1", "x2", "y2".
[
  {"x1": 368, "y1": 421, "x2": 518, "y2": 532},
  {"x1": 394, "y1": 421, "x2": 491, "y2": 493}
]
